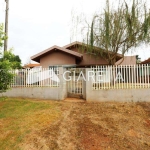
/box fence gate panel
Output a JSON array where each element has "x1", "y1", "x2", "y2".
[{"x1": 66, "y1": 68, "x2": 86, "y2": 99}]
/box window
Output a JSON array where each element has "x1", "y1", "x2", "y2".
[{"x1": 49, "y1": 66, "x2": 59, "y2": 75}]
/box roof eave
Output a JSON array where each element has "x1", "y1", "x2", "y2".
[
  {"x1": 63, "y1": 41, "x2": 123, "y2": 60},
  {"x1": 31, "y1": 46, "x2": 83, "y2": 63}
]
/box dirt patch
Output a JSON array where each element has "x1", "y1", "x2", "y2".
[
  {"x1": 20, "y1": 101, "x2": 150, "y2": 150},
  {"x1": 138, "y1": 102, "x2": 150, "y2": 116},
  {"x1": 77, "y1": 117, "x2": 110, "y2": 150}
]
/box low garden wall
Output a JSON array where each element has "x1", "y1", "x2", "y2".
[
  {"x1": 86, "y1": 88, "x2": 150, "y2": 102},
  {"x1": 0, "y1": 87, "x2": 67, "y2": 100},
  {"x1": 85, "y1": 68, "x2": 150, "y2": 102}
]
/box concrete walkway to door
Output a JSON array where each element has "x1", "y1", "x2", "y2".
[{"x1": 64, "y1": 98, "x2": 85, "y2": 103}]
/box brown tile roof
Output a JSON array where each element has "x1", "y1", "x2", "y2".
[
  {"x1": 23, "y1": 63, "x2": 40, "y2": 68},
  {"x1": 63, "y1": 41, "x2": 122, "y2": 60},
  {"x1": 140, "y1": 58, "x2": 150, "y2": 64},
  {"x1": 63, "y1": 41, "x2": 83, "y2": 49},
  {"x1": 31, "y1": 45, "x2": 83, "y2": 62},
  {"x1": 115, "y1": 56, "x2": 137, "y2": 65}
]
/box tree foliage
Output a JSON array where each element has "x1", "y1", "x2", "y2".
[
  {"x1": 0, "y1": 50, "x2": 22, "y2": 69},
  {"x1": 0, "y1": 60, "x2": 14, "y2": 92},
  {"x1": 0, "y1": 23, "x2": 22, "y2": 92},
  {"x1": 81, "y1": 0, "x2": 150, "y2": 65},
  {"x1": 0, "y1": 24, "x2": 6, "y2": 49}
]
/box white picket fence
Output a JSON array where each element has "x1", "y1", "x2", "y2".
[
  {"x1": 4, "y1": 64, "x2": 150, "y2": 89},
  {"x1": 91, "y1": 64, "x2": 150, "y2": 89},
  {"x1": 10, "y1": 67, "x2": 60, "y2": 87}
]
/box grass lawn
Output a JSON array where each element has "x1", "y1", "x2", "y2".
[
  {"x1": 0, "y1": 97, "x2": 150, "y2": 150},
  {"x1": 0, "y1": 97, "x2": 61, "y2": 150}
]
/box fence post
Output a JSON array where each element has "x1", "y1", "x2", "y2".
[
  {"x1": 58, "y1": 67, "x2": 67, "y2": 100},
  {"x1": 86, "y1": 68, "x2": 93, "y2": 100}
]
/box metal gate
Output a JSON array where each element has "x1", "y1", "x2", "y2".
[{"x1": 66, "y1": 68, "x2": 86, "y2": 99}]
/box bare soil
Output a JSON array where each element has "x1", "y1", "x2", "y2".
[{"x1": 21, "y1": 100, "x2": 150, "y2": 150}]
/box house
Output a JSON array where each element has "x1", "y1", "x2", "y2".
[
  {"x1": 140, "y1": 57, "x2": 150, "y2": 83},
  {"x1": 4, "y1": 42, "x2": 150, "y2": 101},
  {"x1": 23, "y1": 63, "x2": 41, "y2": 69},
  {"x1": 31, "y1": 41, "x2": 122, "y2": 68},
  {"x1": 141, "y1": 58, "x2": 150, "y2": 64},
  {"x1": 115, "y1": 56, "x2": 137, "y2": 65}
]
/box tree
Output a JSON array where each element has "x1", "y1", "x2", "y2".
[
  {"x1": 0, "y1": 23, "x2": 22, "y2": 92},
  {"x1": 79, "y1": 0, "x2": 150, "y2": 65},
  {"x1": 0, "y1": 60, "x2": 14, "y2": 92},
  {"x1": 0, "y1": 50, "x2": 22, "y2": 69}
]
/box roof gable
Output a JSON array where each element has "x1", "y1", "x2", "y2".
[
  {"x1": 63, "y1": 41, "x2": 83, "y2": 49},
  {"x1": 31, "y1": 45, "x2": 83, "y2": 62},
  {"x1": 63, "y1": 41, "x2": 122, "y2": 60},
  {"x1": 115, "y1": 56, "x2": 137, "y2": 65}
]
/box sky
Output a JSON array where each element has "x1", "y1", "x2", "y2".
[{"x1": 0, "y1": 0, "x2": 150, "y2": 65}]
